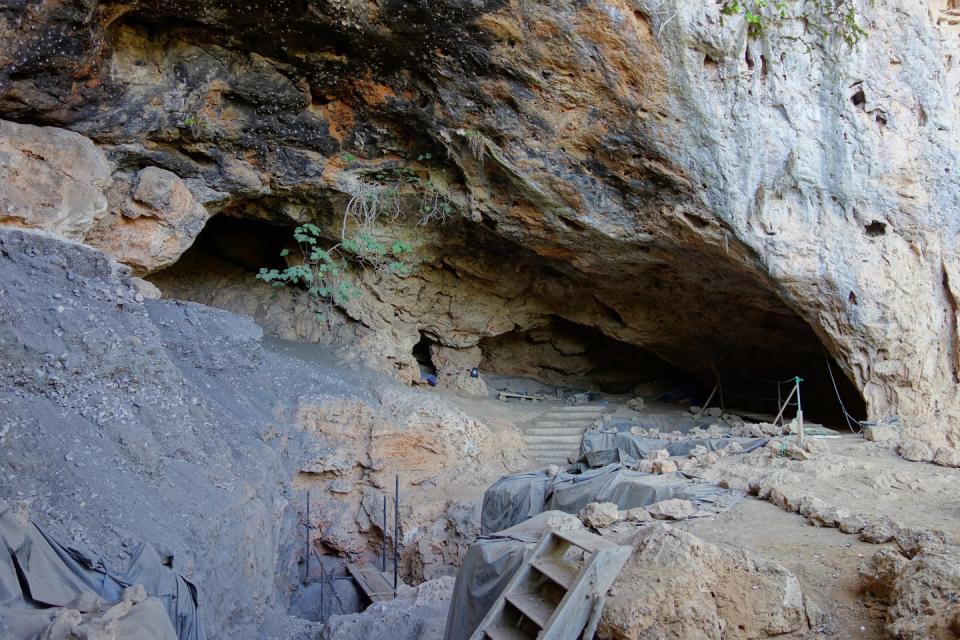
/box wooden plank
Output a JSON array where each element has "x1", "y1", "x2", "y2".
[
  {"x1": 485, "y1": 626, "x2": 534, "y2": 640},
  {"x1": 553, "y1": 528, "x2": 619, "y2": 552},
  {"x1": 531, "y1": 559, "x2": 577, "y2": 590},
  {"x1": 347, "y1": 563, "x2": 396, "y2": 602},
  {"x1": 506, "y1": 592, "x2": 554, "y2": 628},
  {"x1": 498, "y1": 391, "x2": 544, "y2": 402}
]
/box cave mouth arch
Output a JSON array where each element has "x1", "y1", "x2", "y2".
[
  {"x1": 148, "y1": 213, "x2": 867, "y2": 430},
  {"x1": 478, "y1": 317, "x2": 865, "y2": 429}
]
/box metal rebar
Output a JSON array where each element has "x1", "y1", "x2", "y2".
[
  {"x1": 305, "y1": 491, "x2": 310, "y2": 584},
  {"x1": 393, "y1": 474, "x2": 399, "y2": 596},
  {"x1": 382, "y1": 495, "x2": 387, "y2": 573}
]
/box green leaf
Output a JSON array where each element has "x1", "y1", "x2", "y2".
[{"x1": 280, "y1": 248, "x2": 290, "y2": 257}]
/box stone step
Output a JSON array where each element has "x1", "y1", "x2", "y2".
[
  {"x1": 527, "y1": 449, "x2": 580, "y2": 460},
  {"x1": 523, "y1": 434, "x2": 584, "y2": 445},
  {"x1": 527, "y1": 442, "x2": 580, "y2": 450},
  {"x1": 526, "y1": 421, "x2": 590, "y2": 429},
  {"x1": 532, "y1": 419, "x2": 598, "y2": 427},
  {"x1": 540, "y1": 411, "x2": 603, "y2": 420},
  {"x1": 523, "y1": 427, "x2": 587, "y2": 437}
]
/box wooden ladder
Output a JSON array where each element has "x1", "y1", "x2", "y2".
[{"x1": 469, "y1": 528, "x2": 632, "y2": 640}]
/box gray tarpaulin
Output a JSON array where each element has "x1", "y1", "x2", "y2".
[
  {"x1": 611, "y1": 412, "x2": 731, "y2": 434},
  {"x1": 481, "y1": 463, "x2": 745, "y2": 534},
  {"x1": 480, "y1": 470, "x2": 570, "y2": 535},
  {"x1": 0, "y1": 500, "x2": 205, "y2": 640},
  {"x1": 545, "y1": 465, "x2": 741, "y2": 514},
  {"x1": 443, "y1": 512, "x2": 578, "y2": 640},
  {"x1": 581, "y1": 428, "x2": 769, "y2": 459}
]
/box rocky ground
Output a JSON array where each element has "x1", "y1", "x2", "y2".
[
  {"x1": 4, "y1": 223, "x2": 959, "y2": 640},
  {"x1": 0, "y1": 226, "x2": 524, "y2": 638}
]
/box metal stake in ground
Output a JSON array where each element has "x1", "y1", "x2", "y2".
[
  {"x1": 305, "y1": 490, "x2": 311, "y2": 584},
  {"x1": 382, "y1": 495, "x2": 387, "y2": 573},
  {"x1": 393, "y1": 474, "x2": 399, "y2": 597}
]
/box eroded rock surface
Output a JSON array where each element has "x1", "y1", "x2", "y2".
[
  {"x1": 601, "y1": 525, "x2": 817, "y2": 639},
  {"x1": 0, "y1": 227, "x2": 513, "y2": 636},
  {"x1": 1, "y1": 0, "x2": 959, "y2": 452}
]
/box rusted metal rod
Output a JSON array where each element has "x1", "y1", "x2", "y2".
[
  {"x1": 305, "y1": 490, "x2": 311, "y2": 584},
  {"x1": 393, "y1": 475, "x2": 399, "y2": 597}
]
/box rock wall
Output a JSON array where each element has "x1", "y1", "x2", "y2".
[{"x1": 2, "y1": 1, "x2": 959, "y2": 448}]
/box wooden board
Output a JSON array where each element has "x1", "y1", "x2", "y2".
[
  {"x1": 498, "y1": 391, "x2": 544, "y2": 402},
  {"x1": 347, "y1": 563, "x2": 397, "y2": 603}
]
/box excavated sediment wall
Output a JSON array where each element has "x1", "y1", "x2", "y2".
[
  {"x1": 0, "y1": 227, "x2": 521, "y2": 636},
  {"x1": 2, "y1": 3, "x2": 958, "y2": 446}
]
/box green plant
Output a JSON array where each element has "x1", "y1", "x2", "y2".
[
  {"x1": 256, "y1": 223, "x2": 414, "y2": 321},
  {"x1": 721, "y1": 0, "x2": 868, "y2": 46},
  {"x1": 179, "y1": 113, "x2": 210, "y2": 138},
  {"x1": 258, "y1": 160, "x2": 450, "y2": 323}
]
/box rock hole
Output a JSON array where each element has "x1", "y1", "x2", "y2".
[
  {"x1": 849, "y1": 291, "x2": 858, "y2": 305},
  {"x1": 864, "y1": 220, "x2": 887, "y2": 237},
  {"x1": 744, "y1": 48, "x2": 755, "y2": 71},
  {"x1": 412, "y1": 332, "x2": 436, "y2": 375},
  {"x1": 850, "y1": 88, "x2": 867, "y2": 110}
]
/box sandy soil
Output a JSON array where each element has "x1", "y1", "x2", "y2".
[{"x1": 678, "y1": 498, "x2": 889, "y2": 639}]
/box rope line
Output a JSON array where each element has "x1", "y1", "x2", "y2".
[{"x1": 825, "y1": 353, "x2": 861, "y2": 433}]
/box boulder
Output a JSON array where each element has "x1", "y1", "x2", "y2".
[
  {"x1": 601, "y1": 526, "x2": 812, "y2": 639},
  {"x1": 620, "y1": 507, "x2": 652, "y2": 523},
  {"x1": 932, "y1": 446, "x2": 960, "y2": 468},
  {"x1": 87, "y1": 167, "x2": 212, "y2": 275},
  {"x1": 579, "y1": 502, "x2": 621, "y2": 528},
  {"x1": 860, "y1": 546, "x2": 960, "y2": 640},
  {"x1": 864, "y1": 424, "x2": 899, "y2": 443},
  {"x1": 647, "y1": 499, "x2": 695, "y2": 521},
  {"x1": 860, "y1": 517, "x2": 899, "y2": 544},
  {"x1": 0, "y1": 120, "x2": 113, "y2": 241},
  {"x1": 898, "y1": 439, "x2": 935, "y2": 463},
  {"x1": 651, "y1": 459, "x2": 677, "y2": 474}
]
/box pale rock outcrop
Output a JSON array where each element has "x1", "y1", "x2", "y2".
[
  {"x1": 0, "y1": 121, "x2": 210, "y2": 276},
  {"x1": 601, "y1": 526, "x2": 815, "y2": 639},
  {"x1": 861, "y1": 546, "x2": 960, "y2": 640},
  {"x1": 0, "y1": 120, "x2": 112, "y2": 239},
  {"x1": 579, "y1": 501, "x2": 621, "y2": 528},
  {"x1": 428, "y1": 343, "x2": 488, "y2": 398},
  {"x1": 294, "y1": 391, "x2": 524, "y2": 569},
  {"x1": 87, "y1": 167, "x2": 211, "y2": 275}
]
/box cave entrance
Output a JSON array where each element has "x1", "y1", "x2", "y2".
[
  {"x1": 148, "y1": 213, "x2": 294, "y2": 302},
  {"x1": 478, "y1": 318, "x2": 688, "y2": 396},
  {"x1": 412, "y1": 332, "x2": 436, "y2": 375},
  {"x1": 478, "y1": 317, "x2": 865, "y2": 431}
]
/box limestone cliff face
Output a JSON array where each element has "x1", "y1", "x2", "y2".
[{"x1": 2, "y1": 1, "x2": 959, "y2": 451}]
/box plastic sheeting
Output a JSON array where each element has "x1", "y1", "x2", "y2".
[
  {"x1": 481, "y1": 463, "x2": 745, "y2": 534},
  {"x1": 443, "y1": 512, "x2": 580, "y2": 640},
  {"x1": 0, "y1": 500, "x2": 205, "y2": 640},
  {"x1": 580, "y1": 428, "x2": 769, "y2": 460}
]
